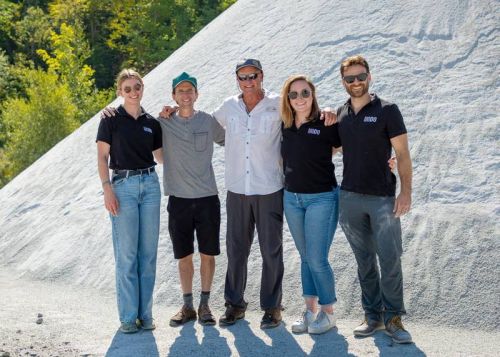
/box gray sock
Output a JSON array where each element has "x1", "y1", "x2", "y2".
[
  {"x1": 200, "y1": 291, "x2": 210, "y2": 306},
  {"x1": 183, "y1": 293, "x2": 194, "y2": 309}
]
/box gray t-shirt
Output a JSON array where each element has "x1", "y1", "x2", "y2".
[{"x1": 157, "y1": 110, "x2": 225, "y2": 198}]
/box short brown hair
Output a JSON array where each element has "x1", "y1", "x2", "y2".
[
  {"x1": 115, "y1": 68, "x2": 143, "y2": 95},
  {"x1": 280, "y1": 75, "x2": 320, "y2": 129},
  {"x1": 340, "y1": 55, "x2": 370, "y2": 76}
]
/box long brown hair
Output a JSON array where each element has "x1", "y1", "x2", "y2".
[{"x1": 280, "y1": 74, "x2": 320, "y2": 129}]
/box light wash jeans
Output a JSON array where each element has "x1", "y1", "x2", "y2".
[
  {"x1": 284, "y1": 187, "x2": 339, "y2": 305},
  {"x1": 110, "y1": 172, "x2": 161, "y2": 324}
]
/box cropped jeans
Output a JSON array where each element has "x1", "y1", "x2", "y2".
[
  {"x1": 110, "y1": 171, "x2": 161, "y2": 324},
  {"x1": 284, "y1": 187, "x2": 339, "y2": 305}
]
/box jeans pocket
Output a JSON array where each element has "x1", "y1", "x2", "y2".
[
  {"x1": 112, "y1": 176, "x2": 126, "y2": 187},
  {"x1": 194, "y1": 132, "x2": 208, "y2": 152}
]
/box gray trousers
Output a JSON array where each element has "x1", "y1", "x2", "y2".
[
  {"x1": 224, "y1": 190, "x2": 284, "y2": 310},
  {"x1": 339, "y1": 189, "x2": 406, "y2": 324}
]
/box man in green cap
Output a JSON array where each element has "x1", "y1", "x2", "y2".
[
  {"x1": 100, "y1": 72, "x2": 225, "y2": 326},
  {"x1": 161, "y1": 72, "x2": 225, "y2": 327}
]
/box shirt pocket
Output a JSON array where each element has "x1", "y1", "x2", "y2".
[
  {"x1": 259, "y1": 114, "x2": 281, "y2": 134},
  {"x1": 228, "y1": 117, "x2": 246, "y2": 135},
  {"x1": 194, "y1": 132, "x2": 208, "y2": 152}
]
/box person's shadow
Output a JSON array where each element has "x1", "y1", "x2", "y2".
[
  {"x1": 226, "y1": 320, "x2": 307, "y2": 356},
  {"x1": 168, "y1": 322, "x2": 231, "y2": 357},
  {"x1": 308, "y1": 326, "x2": 355, "y2": 357},
  {"x1": 371, "y1": 330, "x2": 426, "y2": 356},
  {"x1": 106, "y1": 329, "x2": 159, "y2": 357}
]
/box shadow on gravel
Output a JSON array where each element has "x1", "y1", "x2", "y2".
[
  {"x1": 168, "y1": 322, "x2": 231, "y2": 357},
  {"x1": 226, "y1": 320, "x2": 306, "y2": 356},
  {"x1": 372, "y1": 331, "x2": 426, "y2": 356},
  {"x1": 106, "y1": 329, "x2": 159, "y2": 357},
  {"x1": 309, "y1": 327, "x2": 355, "y2": 356}
]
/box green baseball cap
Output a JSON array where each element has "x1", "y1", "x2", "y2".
[{"x1": 172, "y1": 72, "x2": 197, "y2": 90}]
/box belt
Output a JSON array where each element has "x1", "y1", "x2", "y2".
[{"x1": 112, "y1": 166, "x2": 155, "y2": 180}]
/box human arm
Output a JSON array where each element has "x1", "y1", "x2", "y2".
[
  {"x1": 97, "y1": 141, "x2": 119, "y2": 216},
  {"x1": 212, "y1": 115, "x2": 225, "y2": 146},
  {"x1": 153, "y1": 148, "x2": 163, "y2": 164},
  {"x1": 390, "y1": 134, "x2": 412, "y2": 217}
]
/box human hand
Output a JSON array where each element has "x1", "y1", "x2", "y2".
[
  {"x1": 388, "y1": 156, "x2": 397, "y2": 172},
  {"x1": 393, "y1": 191, "x2": 411, "y2": 218},
  {"x1": 159, "y1": 105, "x2": 178, "y2": 119},
  {"x1": 100, "y1": 106, "x2": 118, "y2": 119},
  {"x1": 103, "y1": 185, "x2": 119, "y2": 216},
  {"x1": 320, "y1": 107, "x2": 337, "y2": 126}
]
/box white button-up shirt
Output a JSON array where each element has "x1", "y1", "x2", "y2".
[{"x1": 213, "y1": 91, "x2": 283, "y2": 195}]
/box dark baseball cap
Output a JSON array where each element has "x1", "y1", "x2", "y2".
[
  {"x1": 235, "y1": 58, "x2": 263, "y2": 73},
  {"x1": 172, "y1": 72, "x2": 197, "y2": 90}
]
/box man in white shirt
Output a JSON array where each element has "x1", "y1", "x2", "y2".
[{"x1": 213, "y1": 59, "x2": 284, "y2": 329}]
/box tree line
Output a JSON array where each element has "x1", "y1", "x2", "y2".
[{"x1": 0, "y1": 0, "x2": 235, "y2": 187}]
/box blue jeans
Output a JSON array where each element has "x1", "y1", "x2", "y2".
[
  {"x1": 284, "y1": 188, "x2": 339, "y2": 305},
  {"x1": 110, "y1": 172, "x2": 161, "y2": 324}
]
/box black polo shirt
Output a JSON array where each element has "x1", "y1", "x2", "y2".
[
  {"x1": 96, "y1": 105, "x2": 162, "y2": 170},
  {"x1": 281, "y1": 117, "x2": 341, "y2": 193},
  {"x1": 337, "y1": 94, "x2": 407, "y2": 197}
]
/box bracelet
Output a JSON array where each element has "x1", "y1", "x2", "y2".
[{"x1": 102, "y1": 180, "x2": 111, "y2": 187}]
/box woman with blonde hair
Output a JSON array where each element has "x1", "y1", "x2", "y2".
[
  {"x1": 280, "y1": 75, "x2": 341, "y2": 334},
  {"x1": 96, "y1": 69, "x2": 163, "y2": 333}
]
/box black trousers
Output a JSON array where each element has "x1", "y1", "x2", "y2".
[{"x1": 224, "y1": 190, "x2": 284, "y2": 310}]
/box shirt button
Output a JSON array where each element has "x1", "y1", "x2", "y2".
[
  {"x1": 246, "y1": 171, "x2": 249, "y2": 174},
  {"x1": 246, "y1": 142, "x2": 249, "y2": 144}
]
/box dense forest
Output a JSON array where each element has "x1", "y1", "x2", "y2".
[{"x1": 0, "y1": 0, "x2": 235, "y2": 188}]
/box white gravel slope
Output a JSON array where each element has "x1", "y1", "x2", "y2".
[{"x1": 0, "y1": 0, "x2": 499, "y2": 354}]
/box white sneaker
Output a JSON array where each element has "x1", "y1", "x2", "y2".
[
  {"x1": 308, "y1": 311, "x2": 336, "y2": 334},
  {"x1": 291, "y1": 310, "x2": 316, "y2": 334}
]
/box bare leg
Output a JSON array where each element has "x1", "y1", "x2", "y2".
[
  {"x1": 200, "y1": 253, "x2": 215, "y2": 292},
  {"x1": 179, "y1": 254, "x2": 194, "y2": 294}
]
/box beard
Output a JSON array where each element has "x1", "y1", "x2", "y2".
[{"x1": 346, "y1": 82, "x2": 369, "y2": 98}]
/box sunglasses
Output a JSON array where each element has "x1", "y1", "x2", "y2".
[
  {"x1": 123, "y1": 83, "x2": 142, "y2": 93},
  {"x1": 237, "y1": 73, "x2": 259, "y2": 81},
  {"x1": 288, "y1": 88, "x2": 311, "y2": 100},
  {"x1": 343, "y1": 73, "x2": 369, "y2": 84}
]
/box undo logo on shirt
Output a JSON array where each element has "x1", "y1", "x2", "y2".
[
  {"x1": 307, "y1": 128, "x2": 321, "y2": 135},
  {"x1": 143, "y1": 126, "x2": 153, "y2": 134},
  {"x1": 364, "y1": 116, "x2": 377, "y2": 123}
]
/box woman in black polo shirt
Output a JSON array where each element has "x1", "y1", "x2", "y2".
[
  {"x1": 280, "y1": 75, "x2": 341, "y2": 335},
  {"x1": 96, "y1": 69, "x2": 162, "y2": 334}
]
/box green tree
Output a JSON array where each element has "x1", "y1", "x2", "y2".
[
  {"x1": 13, "y1": 6, "x2": 53, "y2": 67},
  {"x1": 0, "y1": 0, "x2": 20, "y2": 56},
  {"x1": 0, "y1": 69, "x2": 79, "y2": 181},
  {"x1": 37, "y1": 22, "x2": 112, "y2": 124}
]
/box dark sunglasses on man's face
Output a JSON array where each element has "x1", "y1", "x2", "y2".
[
  {"x1": 237, "y1": 73, "x2": 259, "y2": 81},
  {"x1": 343, "y1": 73, "x2": 369, "y2": 84},
  {"x1": 123, "y1": 83, "x2": 142, "y2": 93},
  {"x1": 288, "y1": 88, "x2": 311, "y2": 100}
]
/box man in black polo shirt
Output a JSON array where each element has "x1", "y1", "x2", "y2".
[{"x1": 337, "y1": 55, "x2": 413, "y2": 344}]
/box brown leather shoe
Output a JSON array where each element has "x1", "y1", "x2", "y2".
[
  {"x1": 219, "y1": 304, "x2": 246, "y2": 326},
  {"x1": 169, "y1": 305, "x2": 196, "y2": 327},
  {"x1": 198, "y1": 304, "x2": 216, "y2": 326},
  {"x1": 260, "y1": 307, "x2": 282, "y2": 329}
]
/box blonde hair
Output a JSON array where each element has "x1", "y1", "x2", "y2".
[
  {"x1": 280, "y1": 75, "x2": 320, "y2": 129},
  {"x1": 115, "y1": 68, "x2": 143, "y2": 95}
]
